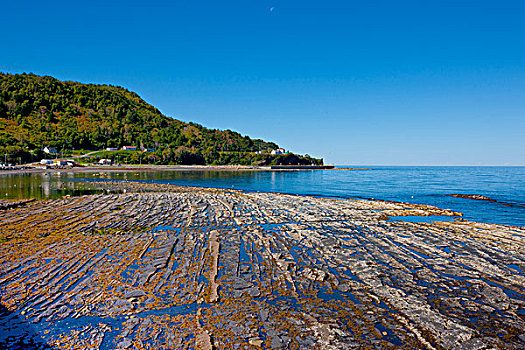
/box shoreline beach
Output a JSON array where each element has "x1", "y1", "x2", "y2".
[{"x1": 0, "y1": 164, "x2": 365, "y2": 177}]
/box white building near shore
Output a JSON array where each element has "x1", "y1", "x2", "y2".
[{"x1": 44, "y1": 147, "x2": 58, "y2": 155}]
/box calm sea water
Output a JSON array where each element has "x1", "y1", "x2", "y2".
[{"x1": 0, "y1": 166, "x2": 523, "y2": 227}]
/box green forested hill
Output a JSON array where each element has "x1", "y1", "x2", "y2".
[{"x1": 0, "y1": 73, "x2": 321, "y2": 165}]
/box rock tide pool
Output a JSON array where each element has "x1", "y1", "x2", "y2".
[{"x1": 1, "y1": 181, "x2": 524, "y2": 349}]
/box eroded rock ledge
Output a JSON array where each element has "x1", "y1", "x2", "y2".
[
  {"x1": 448, "y1": 194, "x2": 497, "y2": 202},
  {"x1": 0, "y1": 181, "x2": 524, "y2": 349}
]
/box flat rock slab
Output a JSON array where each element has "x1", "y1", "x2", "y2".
[{"x1": 0, "y1": 181, "x2": 524, "y2": 349}]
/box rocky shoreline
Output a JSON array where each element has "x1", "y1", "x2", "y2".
[
  {"x1": 1, "y1": 181, "x2": 524, "y2": 349},
  {"x1": 0, "y1": 165, "x2": 269, "y2": 176},
  {"x1": 0, "y1": 164, "x2": 368, "y2": 177},
  {"x1": 447, "y1": 194, "x2": 497, "y2": 202}
]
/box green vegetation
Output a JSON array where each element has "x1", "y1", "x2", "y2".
[
  {"x1": 82, "y1": 150, "x2": 320, "y2": 166},
  {"x1": 0, "y1": 73, "x2": 322, "y2": 166}
]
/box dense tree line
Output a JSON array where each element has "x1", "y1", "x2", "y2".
[
  {"x1": 0, "y1": 73, "x2": 322, "y2": 165},
  {"x1": 86, "y1": 150, "x2": 321, "y2": 166}
]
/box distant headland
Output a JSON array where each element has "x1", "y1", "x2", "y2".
[{"x1": 0, "y1": 73, "x2": 323, "y2": 167}]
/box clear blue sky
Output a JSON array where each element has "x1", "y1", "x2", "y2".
[{"x1": 2, "y1": 0, "x2": 524, "y2": 165}]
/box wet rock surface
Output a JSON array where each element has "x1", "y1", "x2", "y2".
[
  {"x1": 448, "y1": 194, "x2": 497, "y2": 202},
  {"x1": 0, "y1": 181, "x2": 524, "y2": 349}
]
